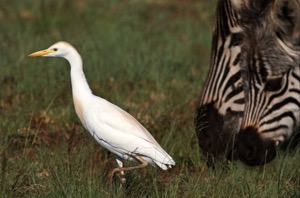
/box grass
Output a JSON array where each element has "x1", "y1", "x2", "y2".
[{"x1": 0, "y1": 0, "x2": 299, "y2": 197}]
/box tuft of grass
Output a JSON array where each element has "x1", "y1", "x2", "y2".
[{"x1": 0, "y1": 0, "x2": 299, "y2": 197}]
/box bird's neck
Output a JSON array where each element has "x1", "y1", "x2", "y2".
[{"x1": 67, "y1": 50, "x2": 93, "y2": 101}]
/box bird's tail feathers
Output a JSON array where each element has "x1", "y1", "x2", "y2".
[
  {"x1": 134, "y1": 146, "x2": 175, "y2": 170},
  {"x1": 155, "y1": 158, "x2": 175, "y2": 170},
  {"x1": 152, "y1": 150, "x2": 175, "y2": 170}
]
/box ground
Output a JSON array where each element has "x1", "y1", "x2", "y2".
[{"x1": 0, "y1": 0, "x2": 299, "y2": 197}]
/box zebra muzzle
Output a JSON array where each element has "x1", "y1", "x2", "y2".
[{"x1": 236, "y1": 127, "x2": 276, "y2": 166}]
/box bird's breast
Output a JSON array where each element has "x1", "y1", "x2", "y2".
[{"x1": 73, "y1": 96, "x2": 86, "y2": 127}]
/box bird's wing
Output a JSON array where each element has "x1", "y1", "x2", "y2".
[
  {"x1": 84, "y1": 97, "x2": 175, "y2": 168},
  {"x1": 88, "y1": 97, "x2": 164, "y2": 150}
]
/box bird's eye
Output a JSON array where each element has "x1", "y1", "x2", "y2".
[
  {"x1": 53, "y1": 48, "x2": 58, "y2": 51},
  {"x1": 265, "y1": 78, "x2": 282, "y2": 92}
]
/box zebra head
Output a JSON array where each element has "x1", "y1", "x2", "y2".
[
  {"x1": 236, "y1": 0, "x2": 300, "y2": 166},
  {"x1": 195, "y1": 0, "x2": 245, "y2": 165}
]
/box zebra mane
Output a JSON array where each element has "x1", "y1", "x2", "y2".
[
  {"x1": 271, "y1": 0, "x2": 300, "y2": 50},
  {"x1": 238, "y1": 0, "x2": 299, "y2": 47},
  {"x1": 238, "y1": 0, "x2": 299, "y2": 77}
]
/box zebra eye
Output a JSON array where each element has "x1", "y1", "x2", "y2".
[
  {"x1": 230, "y1": 33, "x2": 243, "y2": 46},
  {"x1": 265, "y1": 78, "x2": 282, "y2": 92}
]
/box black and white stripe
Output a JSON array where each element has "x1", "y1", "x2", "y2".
[
  {"x1": 195, "y1": 0, "x2": 245, "y2": 164},
  {"x1": 236, "y1": 0, "x2": 300, "y2": 165},
  {"x1": 195, "y1": 0, "x2": 299, "y2": 166}
]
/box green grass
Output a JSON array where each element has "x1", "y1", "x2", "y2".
[{"x1": 0, "y1": 0, "x2": 299, "y2": 197}]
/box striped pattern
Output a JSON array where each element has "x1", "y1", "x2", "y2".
[
  {"x1": 200, "y1": 0, "x2": 244, "y2": 113},
  {"x1": 241, "y1": 68, "x2": 300, "y2": 142},
  {"x1": 236, "y1": 0, "x2": 300, "y2": 165},
  {"x1": 196, "y1": 0, "x2": 299, "y2": 166},
  {"x1": 195, "y1": 0, "x2": 245, "y2": 164}
]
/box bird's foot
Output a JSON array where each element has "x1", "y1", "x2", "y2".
[
  {"x1": 109, "y1": 168, "x2": 126, "y2": 187},
  {"x1": 117, "y1": 174, "x2": 126, "y2": 184},
  {"x1": 109, "y1": 171, "x2": 115, "y2": 186},
  {"x1": 109, "y1": 172, "x2": 126, "y2": 187}
]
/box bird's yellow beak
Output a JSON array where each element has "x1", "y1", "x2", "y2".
[{"x1": 28, "y1": 49, "x2": 55, "y2": 58}]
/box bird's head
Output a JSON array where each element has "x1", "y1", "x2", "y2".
[{"x1": 28, "y1": 41, "x2": 73, "y2": 58}]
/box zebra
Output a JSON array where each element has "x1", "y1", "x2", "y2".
[
  {"x1": 195, "y1": 0, "x2": 245, "y2": 165},
  {"x1": 235, "y1": 0, "x2": 300, "y2": 165}
]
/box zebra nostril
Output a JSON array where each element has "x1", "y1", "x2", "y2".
[
  {"x1": 244, "y1": 144, "x2": 257, "y2": 161},
  {"x1": 196, "y1": 103, "x2": 240, "y2": 166},
  {"x1": 237, "y1": 139, "x2": 258, "y2": 165},
  {"x1": 198, "y1": 130, "x2": 212, "y2": 150},
  {"x1": 236, "y1": 127, "x2": 276, "y2": 166}
]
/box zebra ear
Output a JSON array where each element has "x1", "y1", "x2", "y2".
[
  {"x1": 272, "y1": 0, "x2": 300, "y2": 45},
  {"x1": 230, "y1": 0, "x2": 273, "y2": 13},
  {"x1": 235, "y1": 0, "x2": 274, "y2": 23},
  {"x1": 250, "y1": 0, "x2": 274, "y2": 12}
]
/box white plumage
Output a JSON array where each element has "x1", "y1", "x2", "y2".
[{"x1": 28, "y1": 41, "x2": 175, "y2": 183}]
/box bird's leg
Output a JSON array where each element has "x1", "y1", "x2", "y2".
[
  {"x1": 115, "y1": 156, "x2": 126, "y2": 184},
  {"x1": 109, "y1": 156, "x2": 148, "y2": 186}
]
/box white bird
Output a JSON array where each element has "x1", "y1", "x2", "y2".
[{"x1": 28, "y1": 41, "x2": 175, "y2": 184}]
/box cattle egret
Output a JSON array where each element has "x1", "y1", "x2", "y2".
[{"x1": 28, "y1": 41, "x2": 175, "y2": 184}]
